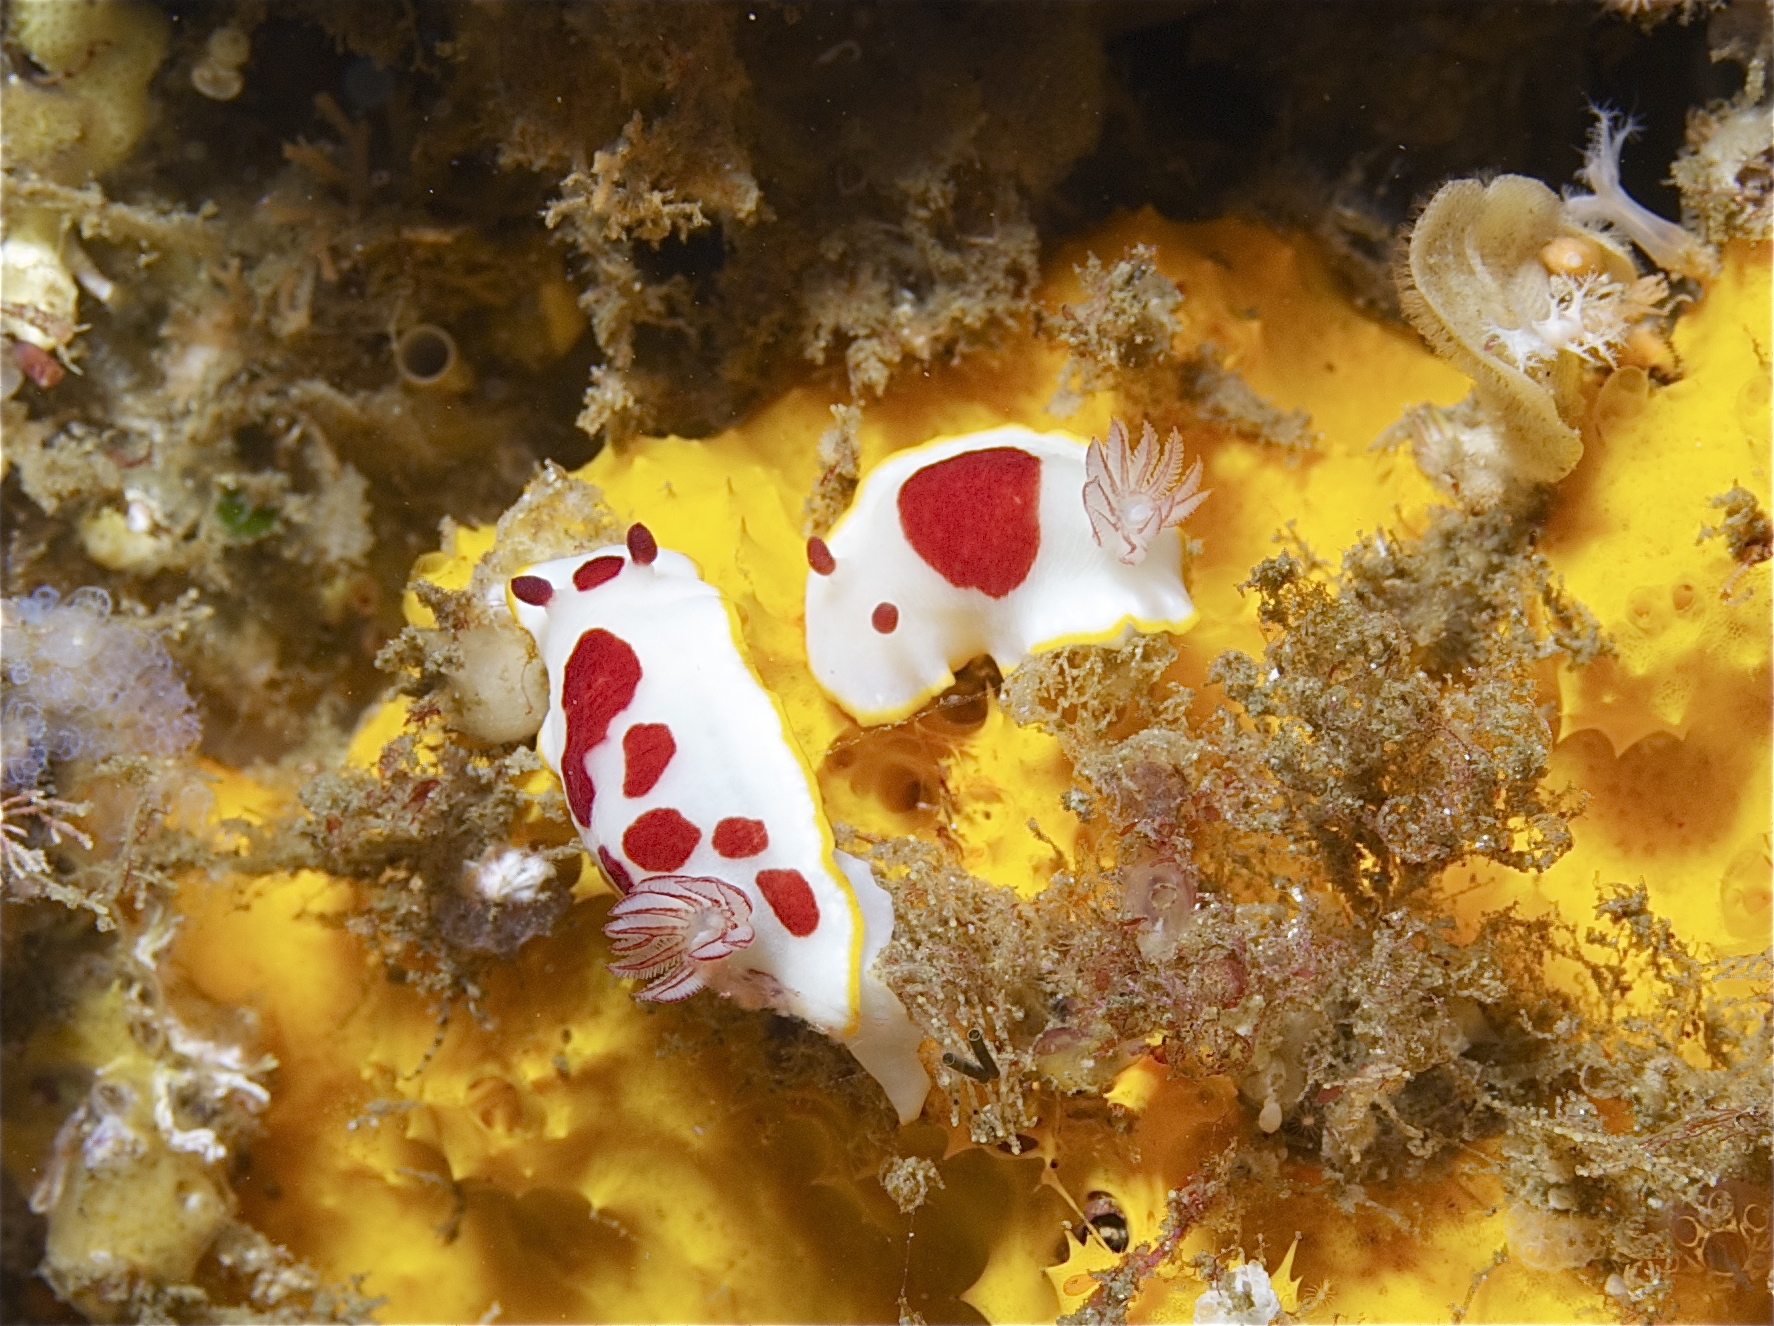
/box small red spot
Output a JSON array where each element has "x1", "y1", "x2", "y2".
[
  {"x1": 872, "y1": 602, "x2": 899, "y2": 633},
  {"x1": 560, "y1": 630, "x2": 643, "y2": 825},
  {"x1": 598, "y1": 846, "x2": 634, "y2": 894},
  {"x1": 510, "y1": 575, "x2": 553, "y2": 606},
  {"x1": 807, "y1": 536, "x2": 836, "y2": 576},
  {"x1": 897, "y1": 446, "x2": 1041, "y2": 597},
  {"x1": 622, "y1": 723, "x2": 676, "y2": 797},
  {"x1": 626, "y1": 523, "x2": 658, "y2": 565},
  {"x1": 11, "y1": 341, "x2": 64, "y2": 389},
  {"x1": 573, "y1": 557, "x2": 623, "y2": 590},
  {"x1": 624, "y1": 808, "x2": 700, "y2": 871},
  {"x1": 712, "y1": 817, "x2": 768, "y2": 858},
  {"x1": 756, "y1": 869, "x2": 819, "y2": 937}
]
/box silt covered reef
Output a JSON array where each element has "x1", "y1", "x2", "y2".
[{"x1": 1, "y1": 1, "x2": 1770, "y2": 1323}]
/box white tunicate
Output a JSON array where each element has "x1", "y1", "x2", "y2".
[
  {"x1": 62, "y1": 238, "x2": 114, "y2": 303},
  {"x1": 191, "y1": 60, "x2": 244, "y2": 101},
  {"x1": 205, "y1": 25, "x2": 250, "y2": 68},
  {"x1": 1504, "y1": 1204, "x2": 1604, "y2": 1271},
  {"x1": 79, "y1": 1110, "x2": 144, "y2": 1172},
  {"x1": 443, "y1": 621, "x2": 548, "y2": 743},
  {"x1": 67, "y1": 586, "x2": 112, "y2": 616},
  {"x1": 191, "y1": 61, "x2": 244, "y2": 101},
  {"x1": 1194, "y1": 1263, "x2": 1283, "y2": 1325},
  {"x1": 466, "y1": 846, "x2": 554, "y2": 905},
  {"x1": 1, "y1": 587, "x2": 200, "y2": 789},
  {"x1": 1238, "y1": 1009, "x2": 1320, "y2": 1121},
  {"x1": 1123, "y1": 857, "x2": 1197, "y2": 959},
  {"x1": 0, "y1": 229, "x2": 80, "y2": 351},
  {"x1": 1257, "y1": 1096, "x2": 1283, "y2": 1134},
  {"x1": 2, "y1": 700, "x2": 49, "y2": 788}
]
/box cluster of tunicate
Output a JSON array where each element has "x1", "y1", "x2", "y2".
[
  {"x1": 1503, "y1": 1203, "x2": 1605, "y2": 1272},
  {"x1": 191, "y1": 25, "x2": 252, "y2": 102},
  {"x1": 1, "y1": 587, "x2": 200, "y2": 790},
  {"x1": 1672, "y1": 72, "x2": 1774, "y2": 244},
  {"x1": 1193, "y1": 1262, "x2": 1283, "y2": 1325}
]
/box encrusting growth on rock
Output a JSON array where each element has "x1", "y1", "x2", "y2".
[
  {"x1": 0, "y1": 4, "x2": 1765, "y2": 1321},
  {"x1": 1044, "y1": 246, "x2": 1185, "y2": 418}
]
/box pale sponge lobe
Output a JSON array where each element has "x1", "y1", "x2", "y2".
[{"x1": 3, "y1": 0, "x2": 171, "y2": 182}]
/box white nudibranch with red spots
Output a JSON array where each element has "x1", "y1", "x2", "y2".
[
  {"x1": 804, "y1": 425, "x2": 1199, "y2": 726},
  {"x1": 506, "y1": 525, "x2": 930, "y2": 1122}
]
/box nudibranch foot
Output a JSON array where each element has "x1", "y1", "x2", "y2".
[{"x1": 837, "y1": 849, "x2": 932, "y2": 1123}]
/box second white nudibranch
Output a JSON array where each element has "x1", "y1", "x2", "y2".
[
  {"x1": 804, "y1": 425, "x2": 1199, "y2": 725},
  {"x1": 506, "y1": 526, "x2": 929, "y2": 1122}
]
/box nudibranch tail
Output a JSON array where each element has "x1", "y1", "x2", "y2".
[{"x1": 1083, "y1": 418, "x2": 1211, "y2": 567}]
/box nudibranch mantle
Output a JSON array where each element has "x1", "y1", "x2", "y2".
[
  {"x1": 506, "y1": 540, "x2": 929, "y2": 1123},
  {"x1": 806, "y1": 426, "x2": 1198, "y2": 725}
]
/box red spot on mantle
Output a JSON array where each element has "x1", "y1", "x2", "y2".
[
  {"x1": 871, "y1": 602, "x2": 899, "y2": 633},
  {"x1": 573, "y1": 556, "x2": 623, "y2": 591},
  {"x1": 807, "y1": 536, "x2": 836, "y2": 576},
  {"x1": 510, "y1": 575, "x2": 553, "y2": 606},
  {"x1": 622, "y1": 723, "x2": 676, "y2": 797},
  {"x1": 598, "y1": 846, "x2": 635, "y2": 894},
  {"x1": 624, "y1": 808, "x2": 700, "y2": 871},
  {"x1": 559, "y1": 629, "x2": 643, "y2": 826},
  {"x1": 755, "y1": 868, "x2": 820, "y2": 937},
  {"x1": 712, "y1": 817, "x2": 768, "y2": 858},
  {"x1": 897, "y1": 446, "x2": 1041, "y2": 598}
]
